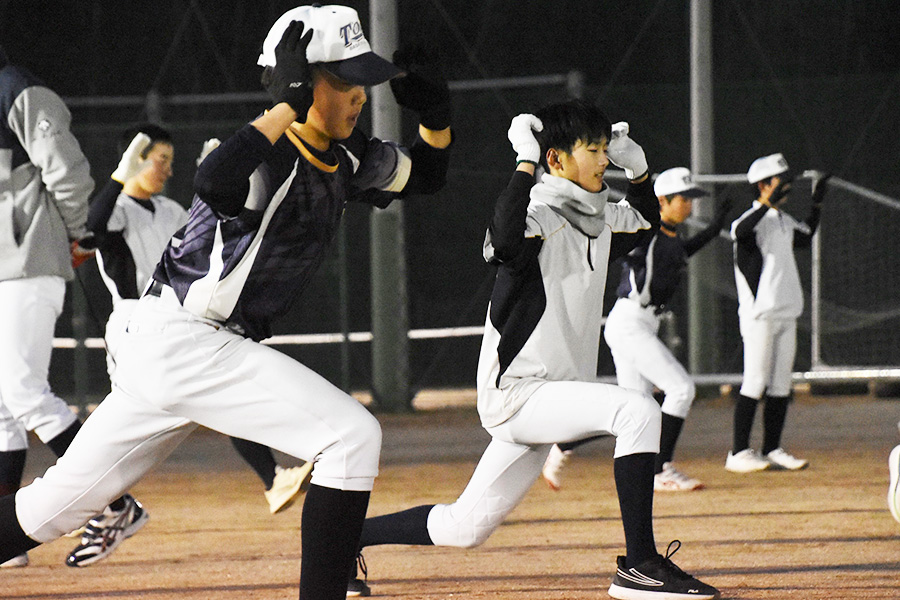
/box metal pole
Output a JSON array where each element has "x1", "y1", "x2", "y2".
[
  {"x1": 810, "y1": 226, "x2": 822, "y2": 369},
  {"x1": 687, "y1": 0, "x2": 718, "y2": 374},
  {"x1": 368, "y1": 0, "x2": 411, "y2": 412}
]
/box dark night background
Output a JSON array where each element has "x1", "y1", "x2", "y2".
[{"x1": 2, "y1": 1, "x2": 898, "y2": 399}]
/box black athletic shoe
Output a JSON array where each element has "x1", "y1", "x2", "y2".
[
  {"x1": 66, "y1": 494, "x2": 149, "y2": 567},
  {"x1": 608, "y1": 540, "x2": 719, "y2": 599},
  {"x1": 346, "y1": 551, "x2": 371, "y2": 597}
]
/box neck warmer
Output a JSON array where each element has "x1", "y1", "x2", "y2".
[{"x1": 530, "y1": 173, "x2": 609, "y2": 238}]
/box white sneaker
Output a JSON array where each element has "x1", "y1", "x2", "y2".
[
  {"x1": 1, "y1": 553, "x2": 28, "y2": 568},
  {"x1": 542, "y1": 445, "x2": 571, "y2": 491},
  {"x1": 725, "y1": 448, "x2": 771, "y2": 473},
  {"x1": 888, "y1": 445, "x2": 900, "y2": 524},
  {"x1": 265, "y1": 462, "x2": 314, "y2": 514},
  {"x1": 765, "y1": 448, "x2": 809, "y2": 470},
  {"x1": 654, "y1": 462, "x2": 704, "y2": 492}
]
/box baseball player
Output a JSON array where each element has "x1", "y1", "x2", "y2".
[
  {"x1": 0, "y1": 45, "x2": 146, "y2": 569},
  {"x1": 84, "y1": 126, "x2": 312, "y2": 523},
  {"x1": 726, "y1": 153, "x2": 828, "y2": 473},
  {"x1": 346, "y1": 102, "x2": 719, "y2": 600},
  {"x1": 542, "y1": 168, "x2": 733, "y2": 493},
  {"x1": 0, "y1": 6, "x2": 452, "y2": 599}
]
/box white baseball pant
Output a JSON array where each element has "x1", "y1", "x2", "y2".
[
  {"x1": 0, "y1": 276, "x2": 78, "y2": 452},
  {"x1": 102, "y1": 298, "x2": 139, "y2": 378},
  {"x1": 15, "y1": 287, "x2": 381, "y2": 541},
  {"x1": 738, "y1": 316, "x2": 796, "y2": 399},
  {"x1": 427, "y1": 380, "x2": 660, "y2": 547},
  {"x1": 604, "y1": 298, "x2": 695, "y2": 419}
]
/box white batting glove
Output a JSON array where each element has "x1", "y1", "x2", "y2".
[
  {"x1": 197, "y1": 138, "x2": 221, "y2": 166},
  {"x1": 507, "y1": 114, "x2": 543, "y2": 164},
  {"x1": 607, "y1": 122, "x2": 648, "y2": 180},
  {"x1": 111, "y1": 133, "x2": 151, "y2": 184}
]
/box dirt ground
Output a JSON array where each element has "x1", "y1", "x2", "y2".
[{"x1": 4, "y1": 389, "x2": 900, "y2": 599}]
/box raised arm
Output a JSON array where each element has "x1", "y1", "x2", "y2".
[
  {"x1": 607, "y1": 122, "x2": 658, "y2": 261},
  {"x1": 486, "y1": 114, "x2": 543, "y2": 263},
  {"x1": 390, "y1": 45, "x2": 453, "y2": 196},
  {"x1": 794, "y1": 172, "x2": 829, "y2": 248},
  {"x1": 683, "y1": 194, "x2": 733, "y2": 256}
]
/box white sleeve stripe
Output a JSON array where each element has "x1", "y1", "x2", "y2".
[{"x1": 382, "y1": 148, "x2": 412, "y2": 193}]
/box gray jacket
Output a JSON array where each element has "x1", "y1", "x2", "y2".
[{"x1": 1, "y1": 62, "x2": 93, "y2": 282}]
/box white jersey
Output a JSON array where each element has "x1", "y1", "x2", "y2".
[
  {"x1": 96, "y1": 193, "x2": 187, "y2": 306},
  {"x1": 477, "y1": 173, "x2": 657, "y2": 428},
  {"x1": 731, "y1": 201, "x2": 809, "y2": 321}
]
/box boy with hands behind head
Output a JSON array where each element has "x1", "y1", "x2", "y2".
[
  {"x1": 0, "y1": 5, "x2": 451, "y2": 599},
  {"x1": 346, "y1": 101, "x2": 719, "y2": 600},
  {"x1": 727, "y1": 154, "x2": 828, "y2": 474}
]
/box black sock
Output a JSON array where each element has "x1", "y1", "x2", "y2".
[
  {"x1": 656, "y1": 413, "x2": 685, "y2": 472},
  {"x1": 558, "y1": 434, "x2": 607, "y2": 453},
  {"x1": 0, "y1": 450, "x2": 27, "y2": 496},
  {"x1": 230, "y1": 437, "x2": 277, "y2": 489},
  {"x1": 732, "y1": 394, "x2": 759, "y2": 453},
  {"x1": 299, "y1": 484, "x2": 370, "y2": 600},
  {"x1": 762, "y1": 395, "x2": 790, "y2": 455},
  {"x1": 0, "y1": 494, "x2": 41, "y2": 562},
  {"x1": 614, "y1": 453, "x2": 657, "y2": 568},
  {"x1": 45, "y1": 421, "x2": 81, "y2": 457},
  {"x1": 359, "y1": 504, "x2": 435, "y2": 548}
]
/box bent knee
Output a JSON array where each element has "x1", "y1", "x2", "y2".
[
  {"x1": 662, "y1": 380, "x2": 696, "y2": 419},
  {"x1": 350, "y1": 410, "x2": 382, "y2": 450},
  {"x1": 623, "y1": 390, "x2": 662, "y2": 427},
  {"x1": 426, "y1": 503, "x2": 498, "y2": 548},
  {"x1": 613, "y1": 391, "x2": 661, "y2": 457}
]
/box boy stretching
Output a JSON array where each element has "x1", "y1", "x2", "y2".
[
  {"x1": 347, "y1": 101, "x2": 719, "y2": 600},
  {"x1": 0, "y1": 5, "x2": 452, "y2": 599}
]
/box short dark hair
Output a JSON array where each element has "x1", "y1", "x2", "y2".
[
  {"x1": 534, "y1": 99, "x2": 612, "y2": 168},
  {"x1": 119, "y1": 123, "x2": 173, "y2": 158}
]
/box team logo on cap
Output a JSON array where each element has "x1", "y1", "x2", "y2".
[{"x1": 339, "y1": 21, "x2": 365, "y2": 50}]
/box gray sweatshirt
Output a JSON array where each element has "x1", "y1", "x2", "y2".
[{"x1": 1, "y1": 62, "x2": 93, "y2": 281}]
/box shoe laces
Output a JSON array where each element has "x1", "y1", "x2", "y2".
[
  {"x1": 661, "y1": 464, "x2": 692, "y2": 484},
  {"x1": 658, "y1": 540, "x2": 693, "y2": 580},
  {"x1": 82, "y1": 499, "x2": 134, "y2": 550}
]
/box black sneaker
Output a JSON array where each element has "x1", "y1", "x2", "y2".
[
  {"x1": 347, "y1": 551, "x2": 371, "y2": 597},
  {"x1": 608, "y1": 540, "x2": 719, "y2": 599},
  {"x1": 65, "y1": 494, "x2": 149, "y2": 567}
]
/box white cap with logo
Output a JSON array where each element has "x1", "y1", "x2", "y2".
[
  {"x1": 653, "y1": 167, "x2": 707, "y2": 198},
  {"x1": 258, "y1": 4, "x2": 401, "y2": 86},
  {"x1": 747, "y1": 153, "x2": 790, "y2": 184}
]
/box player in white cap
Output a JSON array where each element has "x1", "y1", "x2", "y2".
[
  {"x1": 0, "y1": 5, "x2": 453, "y2": 599},
  {"x1": 726, "y1": 153, "x2": 829, "y2": 473},
  {"x1": 541, "y1": 167, "x2": 733, "y2": 493}
]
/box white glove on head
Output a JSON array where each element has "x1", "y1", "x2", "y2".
[
  {"x1": 507, "y1": 114, "x2": 543, "y2": 164},
  {"x1": 111, "y1": 133, "x2": 152, "y2": 184},
  {"x1": 197, "y1": 138, "x2": 221, "y2": 166},
  {"x1": 607, "y1": 121, "x2": 648, "y2": 180}
]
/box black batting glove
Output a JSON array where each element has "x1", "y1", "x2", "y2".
[
  {"x1": 390, "y1": 44, "x2": 451, "y2": 130},
  {"x1": 713, "y1": 193, "x2": 735, "y2": 226},
  {"x1": 810, "y1": 171, "x2": 832, "y2": 206},
  {"x1": 265, "y1": 21, "x2": 314, "y2": 121}
]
